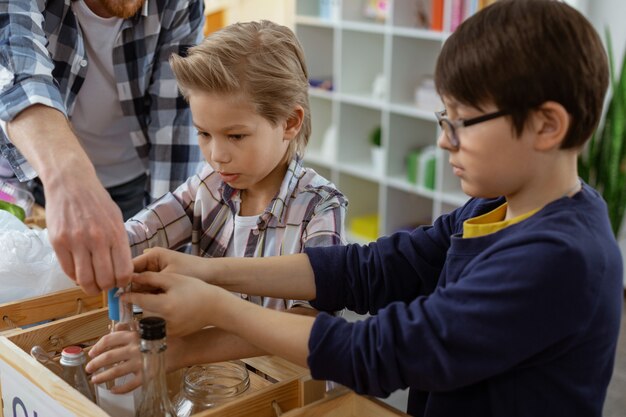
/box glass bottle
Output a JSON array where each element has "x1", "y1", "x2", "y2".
[
  {"x1": 30, "y1": 345, "x2": 64, "y2": 377},
  {"x1": 172, "y1": 361, "x2": 250, "y2": 416},
  {"x1": 60, "y1": 345, "x2": 95, "y2": 402},
  {"x1": 136, "y1": 317, "x2": 176, "y2": 417}
]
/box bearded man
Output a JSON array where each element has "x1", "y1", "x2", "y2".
[{"x1": 0, "y1": 0, "x2": 204, "y2": 295}]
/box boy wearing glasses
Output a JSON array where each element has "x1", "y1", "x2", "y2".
[{"x1": 120, "y1": 1, "x2": 623, "y2": 416}]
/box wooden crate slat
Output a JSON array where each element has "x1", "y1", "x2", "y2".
[
  {"x1": 7, "y1": 308, "x2": 109, "y2": 353},
  {"x1": 193, "y1": 378, "x2": 302, "y2": 417},
  {"x1": 281, "y1": 390, "x2": 410, "y2": 417},
  {"x1": 0, "y1": 287, "x2": 103, "y2": 331},
  {"x1": 241, "y1": 355, "x2": 308, "y2": 383}
]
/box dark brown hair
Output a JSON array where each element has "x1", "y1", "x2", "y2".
[{"x1": 435, "y1": 0, "x2": 608, "y2": 149}]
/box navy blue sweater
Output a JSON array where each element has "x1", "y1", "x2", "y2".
[{"x1": 305, "y1": 183, "x2": 623, "y2": 417}]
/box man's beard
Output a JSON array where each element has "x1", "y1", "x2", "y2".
[{"x1": 99, "y1": 0, "x2": 145, "y2": 19}]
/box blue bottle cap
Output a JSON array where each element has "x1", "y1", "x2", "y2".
[{"x1": 108, "y1": 288, "x2": 120, "y2": 322}]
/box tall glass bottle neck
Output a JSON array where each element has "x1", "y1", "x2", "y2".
[{"x1": 138, "y1": 338, "x2": 174, "y2": 416}]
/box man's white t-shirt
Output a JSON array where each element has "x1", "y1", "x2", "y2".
[{"x1": 71, "y1": 0, "x2": 145, "y2": 188}]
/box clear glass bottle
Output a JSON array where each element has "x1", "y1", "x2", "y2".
[
  {"x1": 60, "y1": 345, "x2": 95, "y2": 402},
  {"x1": 172, "y1": 361, "x2": 250, "y2": 416},
  {"x1": 30, "y1": 345, "x2": 63, "y2": 377},
  {"x1": 135, "y1": 317, "x2": 176, "y2": 417}
]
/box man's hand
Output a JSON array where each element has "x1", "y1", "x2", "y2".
[{"x1": 45, "y1": 174, "x2": 132, "y2": 294}]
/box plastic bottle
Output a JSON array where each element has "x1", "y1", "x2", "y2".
[
  {"x1": 94, "y1": 288, "x2": 142, "y2": 417},
  {"x1": 135, "y1": 317, "x2": 176, "y2": 417},
  {"x1": 60, "y1": 345, "x2": 95, "y2": 402}
]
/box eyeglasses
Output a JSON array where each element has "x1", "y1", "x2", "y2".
[{"x1": 435, "y1": 109, "x2": 509, "y2": 149}]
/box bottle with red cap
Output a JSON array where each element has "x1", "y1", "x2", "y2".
[{"x1": 60, "y1": 345, "x2": 95, "y2": 402}]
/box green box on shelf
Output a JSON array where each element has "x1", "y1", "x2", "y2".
[
  {"x1": 417, "y1": 146, "x2": 437, "y2": 190},
  {"x1": 406, "y1": 150, "x2": 421, "y2": 185},
  {"x1": 423, "y1": 155, "x2": 436, "y2": 190}
]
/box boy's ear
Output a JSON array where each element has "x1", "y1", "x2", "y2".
[
  {"x1": 283, "y1": 106, "x2": 305, "y2": 141},
  {"x1": 532, "y1": 101, "x2": 570, "y2": 151}
]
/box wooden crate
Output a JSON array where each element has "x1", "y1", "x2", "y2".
[
  {"x1": 194, "y1": 384, "x2": 409, "y2": 417},
  {"x1": 0, "y1": 307, "x2": 319, "y2": 417},
  {"x1": 0, "y1": 287, "x2": 105, "y2": 334},
  {"x1": 281, "y1": 388, "x2": 410, "y2": 417}
]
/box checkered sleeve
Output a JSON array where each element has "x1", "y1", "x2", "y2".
[
  {"x1": 146, "y1": 0, "x2": 205, "y2": 200},
  {"x1": 0, "y1": 0, "x2": 68, "y2": 181},
  {"x1": 291, "y1": 186, "x2": 348, "y2": 310},
  {"x1": 125, "y1": 171, "x2": 201, "y2": 257},
  {"x1": 302, "y1": 186, "x2": 349, "y2": 248}
]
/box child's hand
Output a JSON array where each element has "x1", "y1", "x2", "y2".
[
  {"x1": 122, "y1": 271, "x2": 231, "y2": 338},
  {"x1": 86, "y1": 328, "x2": 142, "y2": 393},
  {"x1": 133, "y1": 247, "x2": 199, "y2": 276}
]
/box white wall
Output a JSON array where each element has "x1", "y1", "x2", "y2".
[{"x1": 224, "y1": 0, "x2": 294, "y2": 28}]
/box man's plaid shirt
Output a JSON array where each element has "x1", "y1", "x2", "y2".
[{"x1": 0, "y1": 0, "x2": 205, "y2": 199}]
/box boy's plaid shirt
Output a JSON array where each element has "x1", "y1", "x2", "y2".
[
  {"x1": 125, "y1": 157, "x2": 348, "y2": 310},
  {"x1": 0, "y1": 0, "x2": 205, "y2": 199}
]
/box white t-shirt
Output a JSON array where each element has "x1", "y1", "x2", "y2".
[
  {"x1": 225, "y1": 214, "x2": 260, "y2": 258},
  {"x1": 70, "y1": 0, "x2": 145, "y2": 188}
]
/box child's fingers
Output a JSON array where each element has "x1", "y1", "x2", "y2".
[
  {"x1": 88, "y1": 331, "x2": 137, "y2": 359},
  {"x1": 121, "y1": 291, "x2": 165, "y2": 315},
  {"x1": 110, "y1": 374, "x2": 142, "y2": 394},
  {"x1": 113, "y1": 322, "x2": 133, "y2": 332},
  {"x1": 86, "y1": 347, "x2": 135, "y2": 374},
  {"x1": 129, "y1": 271, "x2": 173, "y2": 289},
  {"x1": 132, "y1": 250, "x2": 155, "y2": 273},
  {"x1": 90, "y1": 360, "x2": 140, "y2": 386}
]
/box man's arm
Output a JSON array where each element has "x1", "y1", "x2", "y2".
[
  {"x1": 0, "y1": 2, "x2": 132, "y2": 294},
  {"x1": 7, "y1": 105, "x2": 133, "y2": 294}
]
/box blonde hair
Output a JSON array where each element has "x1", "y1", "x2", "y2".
[{"x1": 170, "y1": 20, "x2": 311, "y2": 159}]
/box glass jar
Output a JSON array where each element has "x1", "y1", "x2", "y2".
[{"x1": 172, "y1": 361, "x2": 250, "y2": 417}]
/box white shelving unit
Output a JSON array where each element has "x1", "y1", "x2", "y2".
[{"x1": 295, "y1": 0, "x2": 471, "y2": 242}]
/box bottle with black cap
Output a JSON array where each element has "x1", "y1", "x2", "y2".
[{"x1": 135, "y1": 317, "x2": 176, "y2": 417}]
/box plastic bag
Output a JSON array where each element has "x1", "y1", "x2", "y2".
[{"x1": 0, "y1": 211, "x2": 76, "y2": 303}]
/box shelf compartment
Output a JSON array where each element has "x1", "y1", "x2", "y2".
[
  {"x1": 338, "y1": 173, "x2": 380, "y2": 240},
  {"x1": 294, "y1": 15, "x2": 337, "y2": 28},
  {"x1": 295, "y1": 25, "x2": 335, "y2": 89},
  {"x1": 306, "y1": 95, "x2": 335, "y2": 162},
  {"x1": 389, "y1": 35, "x2": 441, "y2": 107},
  {"x1": 339, "y1": 30, "x2": 384, "y2": 96},
  {"x1": 383, "y1": 187, "x2": 433, "y2": 235},
  {"x1": 341, "y1": 0, "x2": 388, "y2": 26},
  {"x1": 337, "y1": 102, "x2": 382, "y2": 168},
  {"x1": 387, "y1": 113, "x2": 438, "y2": 180}
]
